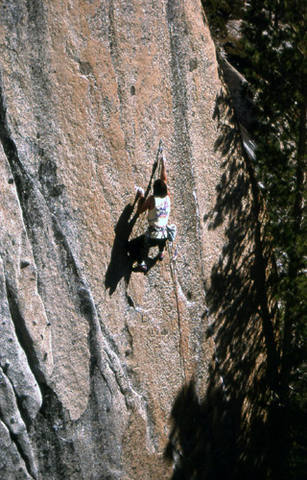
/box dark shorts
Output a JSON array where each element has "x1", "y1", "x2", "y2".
[{"x1": 145, "y1": 235, "x2": 166, "y2": 251}]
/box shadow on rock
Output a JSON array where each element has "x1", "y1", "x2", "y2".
[
  {"x1": 105, "y1": 158, "x2": 160, "y2": 294},
  {"x1": 165, "y1": 82, "x2": 282, "y2": 478},
  {"x1": 105, "y1": 199, "x2": 139, "y2": 295},
  {"x1": 165, "y1": 380, "x2": 241, "y2": 480},
  {"x1": 128, "y1": 234, "x2": 161, "y2": 273},
  {"x1": 104, "y1": 204, "x2": 159, "y2": 294}
]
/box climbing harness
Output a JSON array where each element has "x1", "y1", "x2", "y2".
[{"x1": 166, "y1": 224, "x2": 177, "y2": 243}]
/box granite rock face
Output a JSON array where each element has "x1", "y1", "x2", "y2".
[{"x1": 0, "y1": 1, "x2": 228, "y2": 478}]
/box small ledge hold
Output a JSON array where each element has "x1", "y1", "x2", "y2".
[
  {"x1": 2, "y1": 360, "x2": 10, "y2": 373},
  {"x1": 126, "y1": 294, "x2": 135, "y2": 308},
  {"x1": 20, "y1": 260, "x2": 30, "y2": 269},
  {"x1": 51, "y1": 184, "x2": 65, "y2": 197},
  {"x1": 79, "y1": 60, "x2": 93, "y2": 76},
  {"x1": 189, "y1": 58, "x2": 198, "y2": 72}
]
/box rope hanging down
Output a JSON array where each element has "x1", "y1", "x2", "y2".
[
  {"x1": 157, "y1": 142, "x2": 186, "y2": 382},
  {"x1": 134, "y1": 140, "x2": 186, "y2": 381},
  {"x1": 167, "y1": 242, "x2": 186, "y2": 382}
]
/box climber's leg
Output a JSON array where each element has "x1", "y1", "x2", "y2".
[
  {"x1": 137, "y1": 234, "x2": 152, "y2": 271},
  {"x1": 157, "y1": 238, "x2": 166, "y2": 260}
]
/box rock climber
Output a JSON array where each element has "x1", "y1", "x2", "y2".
[{"x1": 136, "y1": 154, "x2": 171, "y2": 272}]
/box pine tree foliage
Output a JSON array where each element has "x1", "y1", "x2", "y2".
[
  {"x1": 241, "y1": 0, "x2": 306, "y2": 404},
  {"x1": 204, "y1": 1, "x2": 306, "y2": 477}
]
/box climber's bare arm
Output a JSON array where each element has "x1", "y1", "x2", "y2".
[
  {"x1": 160, "y1": 155, "x2": 167, "y2": 184},
  {"x1": 159, "y1": 155, "x2": 171, "y2": 197},
  {"x1": 137, "y1": 193, "x2": 154, "y2": 214}
]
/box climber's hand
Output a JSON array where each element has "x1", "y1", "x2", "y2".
[{"x1": 135, "y1": 186, "x2": 144, "y2": 198}]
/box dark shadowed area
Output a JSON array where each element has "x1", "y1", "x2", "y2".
[{"x1": 165, "y1": 82, "x2": 285, "y2": 479}]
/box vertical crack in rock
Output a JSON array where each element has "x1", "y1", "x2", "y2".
[
  {"x1": 5, "y1": 279, "x2": 44, "y2": 394},
  {"x1": 0, "y1": 366, "x2": 38, "y2": 480},
  {"x1": 166, "y1": 1, "x2": 201, "y2": 242},
  {"x1": 107, "y1": 0, "x2": 131, "y2": 156},
  {"x1": 32, "y1": 384, "x2": 80, "y2": 479},
  {"x1": 166, "y1": 2, "x2": 207, "y2": 379},
  {"x1": 166, "y1": 1, "x2": 206, "y2": 287},
  {"x1": 80, "y1": 289, "x2": 159, "y2": 459},
  {"x1": 6, "y1": 430, "x2": 37, "y2": 480},
  {"x1": 0, "y1": 67, "x2": 49, "y2": 380},
  {"x1": 78, "y1": 282, "x2": 139, "y2": 409},
  {"x1": 0, "y1": 260, "x2": 41, "y2": 477},
  {"x1": 108, "y1": 1, "x2": 123, "y2": 108},
  {"x1": 25, "y1": 1, "x2": 53, "y2": 144},
  {"x1": 0, "y1": 68, "x2": 45, "y2": 233},
  {"x1": 0, "y1": 418, "x2": 33, "y2": 480}
]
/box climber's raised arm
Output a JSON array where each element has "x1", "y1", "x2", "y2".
[{"x1": 160, "y1": 154, "x2": 167, "y2": 184}]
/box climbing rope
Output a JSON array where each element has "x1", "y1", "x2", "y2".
[
  {"x1": 134, "y1": 139, "x2": 186, "y2": 382},
  {"x1": 167, "y1": 241, "x2": 186, "y2": 383},
  {"x1": 157, "y1": 142, "x2": 186, "y2": 383}
]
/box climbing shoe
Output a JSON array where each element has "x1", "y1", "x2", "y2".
[{"x1": 138, "y1": 262, "x2": 148, "y2": 272}]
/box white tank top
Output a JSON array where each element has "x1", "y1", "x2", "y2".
[{"x1": 148, "y1": 195, "x2": 171, "y2": 228}]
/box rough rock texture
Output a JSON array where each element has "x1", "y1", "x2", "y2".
[{"x1": 0, "y1": 1, "x2": 230, "y2": 478}]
